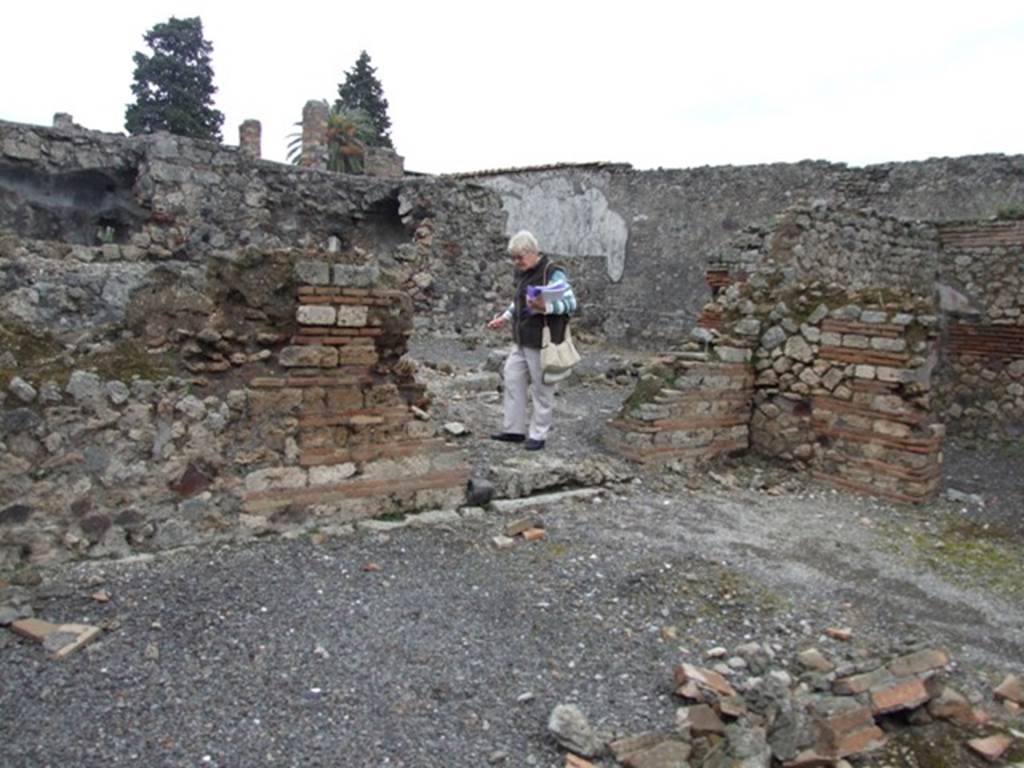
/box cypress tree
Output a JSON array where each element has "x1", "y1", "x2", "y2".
[
  {"x1": 334, "y1": 51, "x2": 394, "y2": 148},
  {"x1": 125, "y1": 16, "x2": 224, "y2": 141}
]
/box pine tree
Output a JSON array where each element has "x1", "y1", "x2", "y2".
[
  {"x1": 125, "y1": 16, "x2": 224, "y2": 141},
  {"x1": 334, "y1": 51, "x2": 393, "y2": 149}
]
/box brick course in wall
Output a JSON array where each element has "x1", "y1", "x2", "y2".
[
  {"x1": 933, "y1": 219, "x2": 1024, "y2": 438},
  {"x1": 240, "y1": 263, "x2": 469, "y2": 515},
  {"x1": 603, "y1": 357, "x2": 753, "y2": 464}
]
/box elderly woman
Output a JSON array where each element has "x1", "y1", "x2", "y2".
[{"x1": 486, "y1": 230, "x2": 577, "y2": 451}]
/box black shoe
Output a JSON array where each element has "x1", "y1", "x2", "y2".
[
  {"x1": 523, "y1": 439, "x2": 545, "y2": 451},
  {"x1": 490, "y1": 432, "x2": 526, "y2": 443}
]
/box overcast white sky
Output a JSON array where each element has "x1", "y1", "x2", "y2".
[{"x1": 3, "y1": 2, "x2": 1023, "y2": 174}]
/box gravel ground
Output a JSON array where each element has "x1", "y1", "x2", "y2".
[{"x1": 2, "y1": 338, "x2": 1022, "y2": 768}]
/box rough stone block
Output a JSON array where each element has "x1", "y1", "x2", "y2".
[
  {"x1": 762, "y1": 326, "x2": 786, "y2": 350},
  {"x1": 833, "y1": 667, "x2": 891, "y2": 695},
  {"x1": 870, "y1": 337, "x2": 907, "y2": 353},
  {"x1": 785, "y1": 336, "x2": 814, "y2": 363},
  {"x1": 859, "y1": 310, "x2": 888, "y2": 324},
  {"x1": 798, "y1": 648, "x2": 833, "y2": 671},
  {"x1": 336, "y1": 305, "x2": 369, "y2": 327},
  {"x1": 887, "y1": 648, "x2": 949, "y2": 677},
  {"x1": 249, "y1": 388, "x2": 304, "y2": 415},
  {"x1": 308, "y1": 463, "x2": 357, "y2": 486},
  {"x1": 332, "y1": 263, "x2": 380, "y2": 288},
  {"x1": 295, "y1": 261, "x2": 330, "y2": 285},
  {"x1": 297, "y1": 305, "x2": 336, "y2": 325},
  {"x1": 326, "y1": 387, "x2": 364, "y2": 410},
  {"x1": 854, "y1": 365, "x2": 876, "y2": 380},
  {"x1": 872, "y1": 419, "x2": 912, "y2": 438},
  {"x1": 716, "y1": 346, "x2": 752, "y2": 363},
  {"x1": 876, "y1": 366, "x2": 910, "y2": 383},
  {"x1": 279, "y1": 345, "x2": 339, "y2": 368},
  {"x1": 245, "y1": 467, "x2": 308, "y2": 493}
]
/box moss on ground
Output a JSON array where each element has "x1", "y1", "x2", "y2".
[{"x1": 880, "y1": 512, "x2": 1024, "y2": 602}]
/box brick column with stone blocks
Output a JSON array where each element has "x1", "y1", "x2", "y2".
[
  {"x1": 300, "y1": 100, "x2": 329, "y2": 170},
  {"x1": 241, "y1": 255, "x2": 468, "y2": 520},
  {"x1": 239, "y1": 119, "x2": 262, "y2": 159},
  {"x1": 608, "y1": 203, "x2": 948, "y2": 504}
]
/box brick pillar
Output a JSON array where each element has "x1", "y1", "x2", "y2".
[
  {"x1": 301, "y1": 100, "x2": 329, "y2": 170},
  {"x1": 239, "y1": 119, "x2": 262, "y2": 159},
  {"x1": 53, "y1": 113, "x2": 74, "y2": 130}
]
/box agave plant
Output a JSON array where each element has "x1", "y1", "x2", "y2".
[{"x1": 286, "y1": 105, "x2": 377, "y2": 173}]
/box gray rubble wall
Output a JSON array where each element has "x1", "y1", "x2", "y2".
[{"x1": 470, "y1": 155, "x2": 1024, "y2": 344}]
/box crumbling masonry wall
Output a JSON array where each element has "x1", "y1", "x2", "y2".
[
  {"x1": 466, "y1": 156, "x2": 1024, "y2": 344},
  {"x1": 933, "y1": 219, "x2": 1024, "y2": 440},
  {"x1": 608, "y1": 205, "x2": 948, "y2": 503},
  {"x1": 0, "y1": 119, "x2": 504, "y2": 571}
]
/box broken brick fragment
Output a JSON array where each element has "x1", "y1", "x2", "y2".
[
  {"x1": 994, "y1": 673, "x2": 1022, "y2": 705},
  {"x1": 11, "y1": 618, "x2": 59, "y2": 643},
  {"x1": 673, "y1": 662, "x2": 737, "y2": 697},
  {"x1": 870, "y1": 677, "x2": 930, "y2": 715},
  {"x1": 967, "y1": 734, "x2": 1012, "y2": 762},
  {"x1": 825, "y1": 627, "x2": 853, "y2": 641}
]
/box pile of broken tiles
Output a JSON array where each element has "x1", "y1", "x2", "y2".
[{"x1": 551, "y1": 640, "x2": 1022, "y2": 767}]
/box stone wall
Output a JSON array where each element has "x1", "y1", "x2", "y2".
[
  {"x1": 0, "y1": 118, "x2": 508, "y2": 341},
  {"x1": 0, "y1": 119, "x2": 503, "y2": 570},
  {"x1": 0, "y1": 246, "x2": 467, "y2": 571},
  {"x1": 607, "y1": 205, "x2": 947, "y2": 503},
  {"x1": 934, "y1": 219, "x2": 1024, "y2": 439},
  {"x1": 466, "y1": 155, "x2": 1024, "y2": 344}
]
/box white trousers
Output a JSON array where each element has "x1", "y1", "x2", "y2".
[{"x1": 502, "y1": 345, "x2": 555, "y2": 441}]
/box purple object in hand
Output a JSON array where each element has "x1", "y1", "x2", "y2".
[{"x1": 526, "y1": 285, "x2": 541, "y2": 314}]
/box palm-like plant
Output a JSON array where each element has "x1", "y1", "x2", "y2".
[{"x1": 286, "y1": 105, "x2": 377, "y2": 173}]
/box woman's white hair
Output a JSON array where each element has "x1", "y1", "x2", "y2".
[{"x1": 507, "y1": 230, "x2": 539, "y2": 256}]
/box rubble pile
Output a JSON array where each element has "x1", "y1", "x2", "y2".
[{"x1": 551, "y1": 640, "x2": 1023, "y2": 767}]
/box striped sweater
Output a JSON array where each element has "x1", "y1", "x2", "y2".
[{"x1": 501, "y1": 268, "x2": 578, "y2": 320}]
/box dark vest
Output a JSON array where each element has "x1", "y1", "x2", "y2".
[{"x1": 512, "y1": 255, "x2": 569, "y2": 349}]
